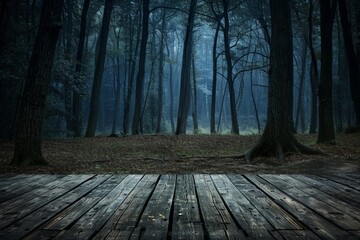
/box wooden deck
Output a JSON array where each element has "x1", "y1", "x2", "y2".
[{"x1": 0, "y1": 174, "x2": 360, "y2": 239}]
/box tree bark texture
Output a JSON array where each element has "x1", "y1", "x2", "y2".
[
  {"x1": 244, "y1": 0, "x2": 321, "y2": 162},
  {"x1": 175, "y1": 0, "x2": 197, "y2": 135},
  {"x1": 338, "y1": 0, "x2": 360, "y2": 127},
  {"x1": 11, "y1": 0, "x2": 64, "y2": 166},
  {"x1": 210, "y1": 23, "x2": 220, "y2": 134},
  {"x1": 85, "y1": 0, "x2": 113, "y2": 137},
  {"x1": 317, "y1": 0, "x2": 336, "y2": 143},
  {"x1": 132, "y1": 0, "x2": 150, "y2": 134},
  {"x1": 73, "y1": 0, "x2": 90, "y2": 137}
]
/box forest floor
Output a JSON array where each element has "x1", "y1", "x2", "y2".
[{"x1": 0, "y1": 133, "x2": 359, "y2": 175}]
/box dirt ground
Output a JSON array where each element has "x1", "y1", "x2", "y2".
[{"x1": 0, "y1": 133, "x2": 359, "y2": 175}]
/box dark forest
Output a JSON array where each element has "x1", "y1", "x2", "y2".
[
  {"x1": 0, "y1": 0, "x2": 360, "y2": 169},
  {"x1": 1, "y1": 1, "x2": 360, "y2": 239}
]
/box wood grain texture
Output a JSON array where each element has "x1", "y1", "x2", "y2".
[{"x1": 0, "y1": 174, "x2": 359, "y2": 240}]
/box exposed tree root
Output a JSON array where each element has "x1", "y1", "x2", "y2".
[{"x1": 244, "y1": 136, "x2": 325, "y2": 164}]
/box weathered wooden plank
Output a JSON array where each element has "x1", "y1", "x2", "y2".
[
  {"x1": 211, "y1": 175, "x2": 275, "y2": 239},
  {"x1": 57, "y1": 175, "x2": 142, "y2": 239},
  {"x1": 334, "y1": 173, "x2": 360, "y2": 184},
  {"x1": 0, "y1": 175, "x2": 95, "y2": 229},
  {"x1": 0, "y1": 174, "x2": 15, "y2": 181},
  {"x1": 23, "y1": 229, "x2": 62, "y2": 240},
  {"x1": 246, "y1": 175, "x2": 358, "y2": 240},
  {"x1": 0, "y1": 174, "x2": 39, "y2": 190},
  {"x1": 92, "y1": 175, "x2": 159, "y2": 239},
  {"x1": 0, "y1": 175, "x2": 64, "y2": 208},
  {"x1": 260, "y1": 174, "x2": 360, "y2": 230},
  {"x1": 53, "y1": 229, "x2": 96, "y2": 240},
  {"x1": 0, "y1": 175, "x2": 55, "y2": 203},
  {"x1": 292, "y1": 174, "x2": 360, "y2": 208},
  {"x1": 275, "y1": 175, "x2": 360, "y2": 221},
  {"x1": 342, "y1": 173, "x2": 360, "y2": 181},
  {"x1": 228, "y1": 175, "x2": 303, "y2": 231},
  {"x1": 41, "y1": 175, "x2": 132, "y2": 231},
  {"x1": 319, "y1": 174, "x2": 360, "y2": 191},
  {"x1": 270, "y1": 230, "x2": 321, "y2": 240},
  {"x1": 0, "y1": 175, "x2": 110, "y2": 240},
  {"x1": 0, "y1": 174, "x2": 359, "y2": 240},
  {"x1": 172, "y1": 174, "x2": 204, "y2": 240},
  {"x1": 129, "y1": 175, "x2": 176, "y2": 240},
  {"x1": 194, "y1": 174, "x2": 246, "y2": 240}
]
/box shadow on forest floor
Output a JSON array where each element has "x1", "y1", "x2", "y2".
[{"x1": 0, "y1": 133, "x2": 359, "y2": 175}]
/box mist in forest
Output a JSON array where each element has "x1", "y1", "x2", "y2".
[{"x1": 0, "y1": 0, "x2": 358, "y2": 140}]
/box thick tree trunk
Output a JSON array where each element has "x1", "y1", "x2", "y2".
[
  {"x1": 85, "y1": 0, "x2": 113, "y2": 137},
  {"x1": 73, "y1": 0, "x2": 90, "y2": 137},
  {"x1": 210, "y1": 23, "x2": 220, "y2": 134},
  {"x1": 132, "y1": 0, "x2": 150, "y2": 135},
  {"x1": 175, "y1": 0, "x2": 197, "y2": 135},
  {"x1": 244, "y1": 0, "x2": 322, "y2": 163},
  {"x1": 11, "y1": 0, "x2": 64, "y2": 166},
  {"x1": 338, "y1": 0, "x2": 360, "y2": 127},
  {"x1": 317, "y1": 0, "x2": 336, "y2": 144}
]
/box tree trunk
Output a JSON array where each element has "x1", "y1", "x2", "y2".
[
  {"x1": 308, "y1": 0, "x2": 319, "y2": 134},
  {"x1": 244, "y1": 0, "x2": 322, "y2": 163},
  {"x1": 175, "y1": 0, "x2": 197, "y2": 135},
  {"x1": 338, "y1": 0, "x2": 360, "y2": 127},
  {"x1": 250, "y1": 73, "x2": 261, "y2": 134},
  {"x1": 73, "y1": 0, "x2": 90, "y2": 137},
  {"x1": 317, "y1": 0, "x2": 336, "y2": 144},
  {"x1": 85, "y1": 0, "x2": 113, "y2": 137},
  {"x1": 191, "y1": 55, "x2": 198, "y2": 133},
  {"x1": 156, "y1": 9, "x2": 166, "y2": 133},
  {"x1": 210, "y1": 23, "x2": 220, "y2": 134},
  {"x1": 309, "y1": 59, "x2": 318, "y2": 133},
  {"x1": 222, "y1": 0, "x2": 239, "y2": 134},
  {"x1": 64, "y1": 0, "x2": 73, "y2": 137},
  {"x1": 132, "y1": 0, "x2": 149, "y2": 135},
  {"x1": 295, "y1": 39, "x2": 307, "y2": 133},
  {"x1": 123, "y1": 3, "x2": 141, "y2": 135},
  {"x1": 166, "y1": 39, "x2": 175, "y2": 133},
  {"x1": 0, "y1": 1, "x2": 8, "y2": 53},
  {"x1": 111, "y1": 55, "x2": 121, "y2": 136},
  {"x1": 356, "y1": 0, "x2": 360, "y2": 74},
  {"x1": 11, "y1": 0, "x2": 64, "y2": 166}
]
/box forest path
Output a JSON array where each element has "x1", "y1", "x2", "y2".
[{"x1": 0, "y1": 173, "x2": 359, "y2": 239}]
